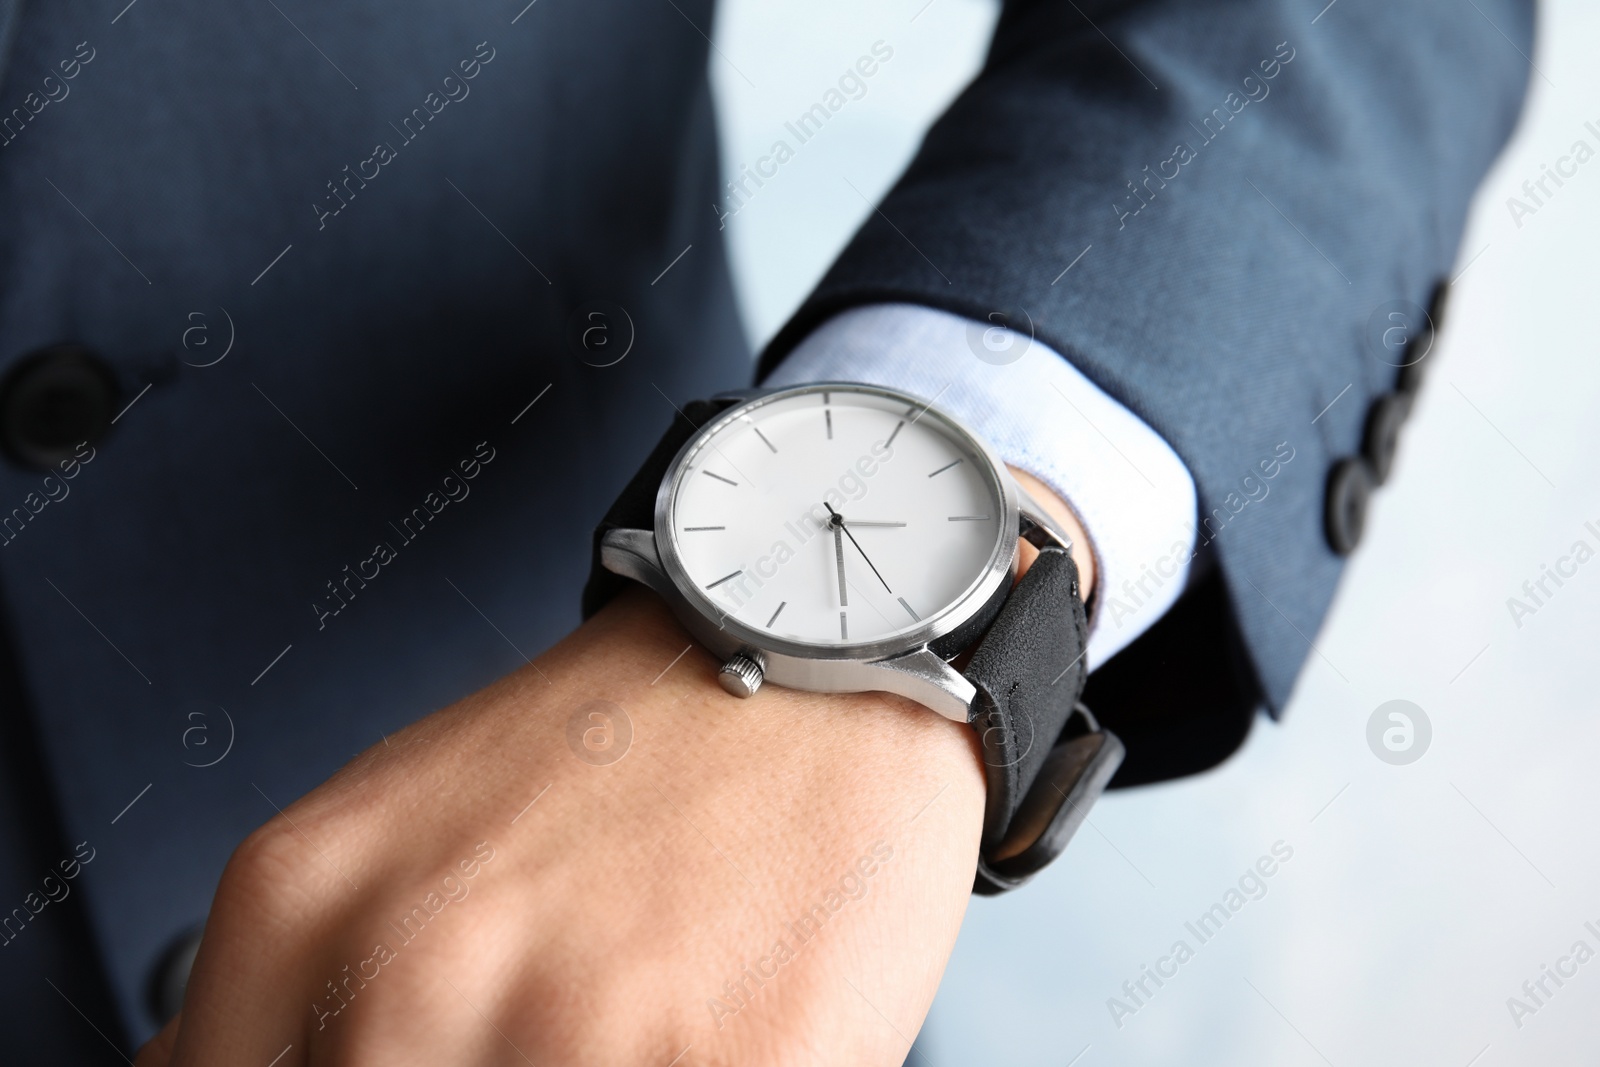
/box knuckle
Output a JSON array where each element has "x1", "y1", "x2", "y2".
[
  {"x1": 226, "y1": 822, "x2": 303, "y2": 885},
  {"x1": 215, "y1": 822, "x2": 324, "y2": 921}
]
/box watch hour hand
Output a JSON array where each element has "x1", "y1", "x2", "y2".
[
  {"x1": 840, "y1": 520, "x2": 906, "y2": 528},
  {"x1": 824, "y1": 504, "x2": 848, "y2": 607}
]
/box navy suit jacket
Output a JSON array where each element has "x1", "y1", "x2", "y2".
[{"x1": 0, "y1": 0, "x2": 1530, "y2": 1057}]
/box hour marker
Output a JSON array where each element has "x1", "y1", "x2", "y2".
[
  {"x1": 682, "y1": 526, "x2": 725, "y2": 531},
  {"x1": 825, "y1": 409, "x2": 833, "y2": 440},
  {"x1": 898, "y1": 597, "x2": 920, "y2": 621},
  {"x1": 751, "y1": 426, "x2": 778, "y2": 453},
  {"x1": 766, "y1": 601, "x2": 786, "y2": 628},
  {"x1": 947, "y1": 515, "x2": 992, "y2": 522},
  {"x1": 703, "y1": 471, "x2": 738, "y2": 486},
  {"x1": 884, "y1": 420, "x2": 904, "y2": 447},
  {"x1": 927, "y1": 458, "x2": 963, "y2": 478},
  {"x1": 840, "y1": 612, "x2": 848, "y2": 640},
  {"x1": 705, "y1": 569, "x2": 742, "y2": 589}
]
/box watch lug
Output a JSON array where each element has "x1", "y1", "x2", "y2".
[
  {"x1": 869, "y1": 649, "x2": 976, "y2": 723},
  {"x1": 1017, "y1": 484, "x2": 1073, "y2": 553},
  {"x1": 599, "y1": 527, "x2": 674, "y2": 600}
]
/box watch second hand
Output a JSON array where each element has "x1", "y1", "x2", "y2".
[{"x1": 825, "y1": 503, "x2": 893, "y2": 595}]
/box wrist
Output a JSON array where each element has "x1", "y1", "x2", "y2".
[
  {"x1": 548, "y1": 588, "x2": 985, "y2": 1056},
  {"x1": 576, "y1": 588, "x2": 987, "y2": 828},
  {"x1": 1009, "y1": 465, "x2": 1095, "y2": 598}
]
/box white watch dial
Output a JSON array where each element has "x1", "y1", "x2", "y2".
[{"x1": 664, "y1": 385, "x2": 1009, "y2": 649}]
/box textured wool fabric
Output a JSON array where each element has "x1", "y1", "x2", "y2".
[{"x1": 0, "y1": 0, "x2": 746, "y2": 1050}]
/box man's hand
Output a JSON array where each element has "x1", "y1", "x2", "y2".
[{"x1": 137, "y1": 468, "x2": 1090, "y2": 1066}]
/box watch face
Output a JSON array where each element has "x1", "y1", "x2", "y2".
[{"x1": 658, "y1": 384, "x2": 1014, "y2": 655}]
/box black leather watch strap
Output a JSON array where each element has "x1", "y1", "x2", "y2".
[{"x1": 965, "y1": 545, "x2": 1121, "y2": 894}]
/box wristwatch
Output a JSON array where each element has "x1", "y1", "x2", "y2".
[{"x1": 582, "y1": 382, "x2": 1123, "y2": 893}]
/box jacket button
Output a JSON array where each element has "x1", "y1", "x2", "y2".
[
  {"x1": 1325, "y1": 457, "x2": 1373, "y2": 556},
  {"x1": 0, "y1": 345, "x2": 119, "y2": 468},
  {"x1": 1397, "y1": 279, "x2": 1450, "y2": 394},
  {"x1": 1426, "y1": 277, "x2": 1451, "y2": 331},
  {"x1": 1362, "y1": 392, "x2": 1412, "y2": 485}
]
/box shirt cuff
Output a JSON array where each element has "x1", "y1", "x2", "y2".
[{"x1": 762, "y1": 303, "x2": 1199, "y2": 670}]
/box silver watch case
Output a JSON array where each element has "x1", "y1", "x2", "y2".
[{"x1": 600, "y1": 382, "x2": 1072, "y2": 723}]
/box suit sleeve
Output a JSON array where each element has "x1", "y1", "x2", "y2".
[{"x1": 757, "y1": 0, "x2": 1534, "y2": 783}]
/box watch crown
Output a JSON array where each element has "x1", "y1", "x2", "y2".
[{"x1": 718, "y1": 653, "x2": 764, "y2": 698}]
